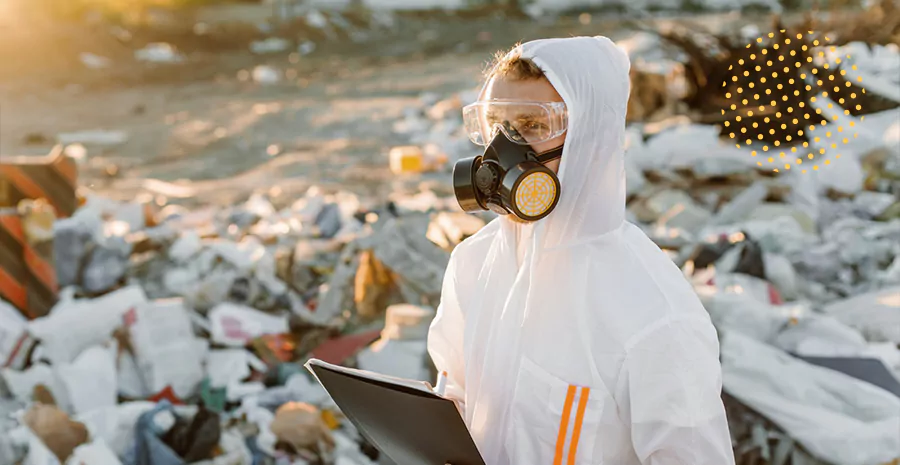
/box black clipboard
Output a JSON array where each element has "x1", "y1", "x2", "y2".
[{"x1": 305, "y1": 358, "x2": 485, "y2": 465}]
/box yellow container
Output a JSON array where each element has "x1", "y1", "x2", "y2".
[{"x1": 389, "y1": 146, "x2": 424, "y2": 174}]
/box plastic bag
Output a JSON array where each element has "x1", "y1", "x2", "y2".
[
  {"x1": 208, "y1": 303, "x2": 289, "y2": 347},
  {"x1": 66, "y1": 439, "x2": 123, "y2": 465},
  {"x1": 56, "y1": 344, "x2": 118, "y2": 415},
  {"x1": 162, "y1": 404, "x2": 221, "y2": 463},
  {"x1": 127, "y1": 300, "x2": 207, "y2": 399},
  {"x1": 824, "y1": 286, "x2": 900, "y2": 343},
  {"x1": 721, "y1": 331, "x2": 900, "y2": 465},
  {"x1": 206, "y1": 350, "x2": 252, "y2": 389},
  {"x1": 28, "y1": 286, "x2": 147, "y2": 366}
]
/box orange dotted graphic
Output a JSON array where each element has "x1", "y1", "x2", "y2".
[{"x1": 721, "y1": 32, "x2": 865, "y2": 174}]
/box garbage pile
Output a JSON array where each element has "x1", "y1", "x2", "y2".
[
  {"x1": 624, "y1": 0, "x2": 900, "y2": 127},
  {"x1": 799, "y1": 0, "x2": 900, "y2": 47},
  {"x1": 0, "y1": 181, "x2": 492, "y2": 465},
  {"x1": 616, "y1": 12, "x2": 900, "y2": 461},
  {"x1": 76, "y1": 4, "x2": 401, "y2": 76}
]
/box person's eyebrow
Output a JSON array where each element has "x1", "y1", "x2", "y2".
[{"x1": 485, "y1": 109, "x2": 500, "y2": 119}]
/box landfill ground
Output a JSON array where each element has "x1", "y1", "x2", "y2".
[{"x1": 2, "y1": 8, "x2": 787, "y2": 207}]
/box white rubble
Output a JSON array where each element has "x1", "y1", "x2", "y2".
[
  {"x1": 79, "y1": 53, "x2": 111, "y2": 70},
  {"x1": 127, "y1": 299, "x2": 208, "y2": 399},
  {"x1": 27, "y1": 286, "x2": 147, "y2": 366},
  {"x1": 208, "y1": 302, "x2": 290, "y2": 347},
  {"x1": 721, "y1": 331, "x2": 900, "y2": 465},
  {"x1": 250, "y1": 38, "x2": 290, "y2": 54},
  {"x1": 57, "y1": 130, "x2": 128, "y2": 147},
  {"x1": 134, "y1": 43, "x2": 184, "y2": 63},
  {"x1": 56, "y1": 344, "x2": 118, "y2": 415},
  {"x1": 252, "y1": 66, "x2": 281, "y2": 85},
  {"x1": 823, "y1": 286, "x2": 900, "y2": 343}
]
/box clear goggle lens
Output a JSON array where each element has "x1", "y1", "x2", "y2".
[{"x1": 462, "y1": 101, "x2": 568, "y2": 146}]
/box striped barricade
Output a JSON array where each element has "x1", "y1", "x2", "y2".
[
  {"x1": 0, "y1": 145, "x2": 78, "y2": 218},
  {"x1": 0, "y1": 202, "x2": 58, "y2": 319}
]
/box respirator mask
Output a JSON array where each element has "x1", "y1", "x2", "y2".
[{"x1": 453, "y1": 100, "x2": 567, "y2": 221}]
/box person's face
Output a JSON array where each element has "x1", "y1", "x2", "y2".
[{"x1": 481, "y1": 76, "x2": 566, "y2": 174}]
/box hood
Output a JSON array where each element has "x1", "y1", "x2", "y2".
[{"x1": 519, "y1": 36, "x2": 631, "y2": 249}]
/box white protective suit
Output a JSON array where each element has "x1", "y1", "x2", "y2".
[{"x1": 427, "y1": 37, "x2": 736, "y2": 465}]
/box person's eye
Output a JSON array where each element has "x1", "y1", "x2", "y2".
[{"x1": 521, "y1": 121, "x2": 547, "y2": 132}]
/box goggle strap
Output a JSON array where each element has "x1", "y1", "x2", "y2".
[{"x1": 534, "y1": 145, "x2": 564, "y2": 163}]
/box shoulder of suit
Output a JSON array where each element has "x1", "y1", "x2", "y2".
[{"x1": 449, "y1": 218, "x2": 500, "y2": 260}]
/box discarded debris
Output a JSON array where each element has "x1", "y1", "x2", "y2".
[
  {"x1": 269, "y1": 402, "x2": 335, "y2": 458},
  {"x1": 80, "y1": 53, "x2": 111, "y2": 70},
  {"x1": 134, "y1": 43, "x2": 184, "y2": 64},
  {"x1": 23, "y1": 403, "x2": 89, "y2": 463},
  {"x1": 252, "y1": 65, "x2": 281, "y2": 85},
  {"x1": 250, "y1": 38, "x2": 290, "y2": 54},
  {"x1": 57, "y1": 130, "x2": 128, "y2": 147},
  {"x1": 388, "y1": 146, "x2": 425, "y2": 175}
]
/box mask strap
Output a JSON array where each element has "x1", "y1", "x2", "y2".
[{"x1": 534, "y1": 145, "x2": 564, "y2": 164}]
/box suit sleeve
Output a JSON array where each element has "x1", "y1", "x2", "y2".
[
  {"x1": 427, "y1": 254, "x2": 466, "y2": 412},
  {"x1": 619, "y1": 316, "x2": 736, "y2": 465}
]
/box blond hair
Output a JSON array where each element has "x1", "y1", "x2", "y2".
[{"x1": 485, "y1": 43, "x2": 546, "y2": 81}]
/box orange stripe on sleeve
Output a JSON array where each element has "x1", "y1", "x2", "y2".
[
  {"x1": 567, "y1": 387, "x2": 591, "y2": 465},
  {"x1": 554, "y1": 385, "x2": 577, "y2": 465}
]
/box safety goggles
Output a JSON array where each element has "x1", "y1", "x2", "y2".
[{"x1": 462, "y1": 100, "x2": 568, "y2": 146}]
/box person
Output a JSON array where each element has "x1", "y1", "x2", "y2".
[{"x1": 428, "y1": 36, "x2": 736, "y2": 465}]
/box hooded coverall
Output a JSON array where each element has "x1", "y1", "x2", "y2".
[{"x1": 427, "y1": 36, "x2": 737, "y2": 465}]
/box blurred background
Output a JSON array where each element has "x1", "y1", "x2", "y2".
[{"x1": 0, "y1": 0, "x2": 899, "y2": 465}]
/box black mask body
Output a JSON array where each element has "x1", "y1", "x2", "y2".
[{"x1": 453, "y1": 130, "x2": 563, "y2": 221}]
